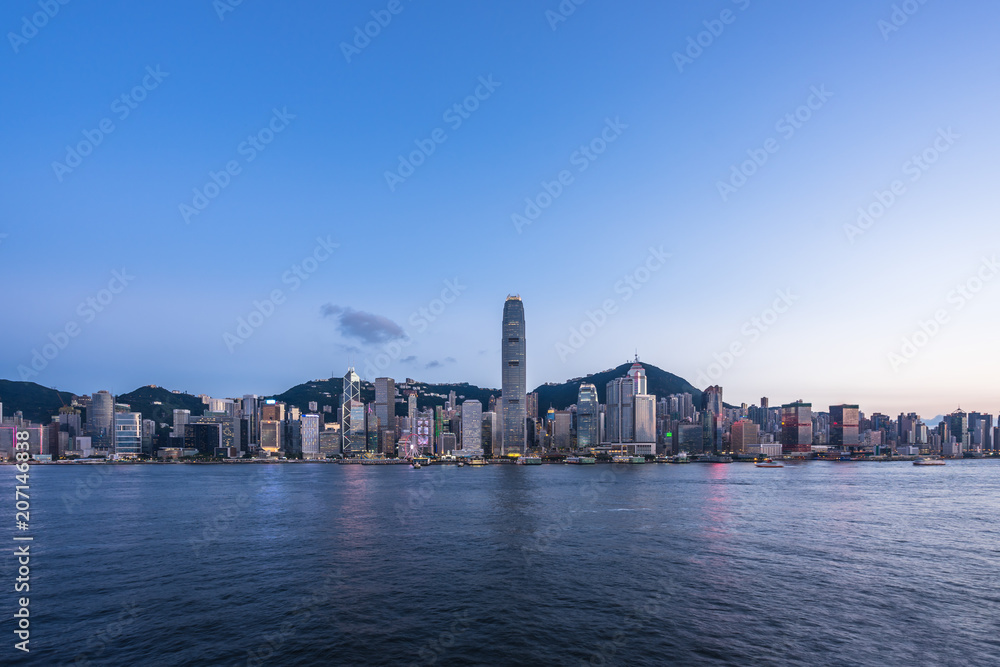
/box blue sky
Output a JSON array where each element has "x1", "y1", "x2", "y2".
[{"x1": 1, "y1": 0, "x2": 998, "y2": 416}]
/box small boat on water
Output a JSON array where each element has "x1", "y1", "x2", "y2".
[
  {"x1": 913, "y1": 458, "x2": 946, "y2": 466},
  {"x1": 566, "y1": 456, "x2": 596, "y2": 465},
  {"x1": 755, "y1": 459, "x2": 784, "y2": 468},
  {"x1": 411, "y1": 462, "x2": 422, "y2": 469},
  {"x1": 517, "y1": 456, "x2": 542, "y2": 465}
]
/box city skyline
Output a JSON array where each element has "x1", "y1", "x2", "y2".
[{"x1": 3, "y1": 2, "x2": 999, "y2": 419}]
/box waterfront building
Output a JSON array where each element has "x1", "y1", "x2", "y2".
[
  {"x1": 340, "y1": 367, "x2": 361, "y2": 455},
  {"x1": 501, "y1": 296, "x2": 527, "y2": 455},
  {"x1": 375, "y1": 377, "x2": 396, "y2": 451},
  {"x1": 114, "y1": 412, "x2": 142, "y2": 458},
  {"x1": 731, "y1": 419, "x2": 759, "y2": 454},
  {"x1": 781, "y1": 401, "x2": 813, "y2": 456},
  {"x1": 829, "y1": 405, "x2": 860, "y2": 448},
  {"x1": 461, "y1": 400, "x2": 483, "y2": 457},
  {"x1": 87, "y1": 390, "x2": 115, "y2": 449},
  {"x1": 576, "y1": 383, "x2": 600, "y2": 450},
  {"x1": 301, "y1": 413, "x2": 321, "y2": 459}
]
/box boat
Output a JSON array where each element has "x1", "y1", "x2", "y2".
[
  {"x1": 566, "y1": 456, "x2": 596, "y2": 465},
  {"x1": 612, "y1": 455, "x2": 646, "y2": 464},
  {"x1": 457, "y1": 461, "x2": 465, "y2": 467},
  {"x1": 695, "y1": 455, "x2": 733, "y2": 463},
  {"x1": 517, "y1": 456, "x2": 542, "y2": 465},
  {"x1": 755, "y1": 458, "x2": 784, "y2": 468},
  {"x1": 470, "y1": 458, "x2": 488, "y2": 466},
  {"x1": 913, "y1": 458, "x2": 946, "y2": 466},
  {"x1": 411, "y1": 462, "x2": 422, "y2": 469}
]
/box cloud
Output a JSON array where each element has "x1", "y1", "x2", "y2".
[
  {"x1": 321, "y1": 304, "x2": 406, "y2": 344},
  {"x1": 425, "y1": 360, "x2": 443, "y2": 369},
  {"x1": 401, "y1": 355, "x2": 417, "y2": 364},
  {"x1": 445, "y1": 356, "x2": 456, "y2": 363}
]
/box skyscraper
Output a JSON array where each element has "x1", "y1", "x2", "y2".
[
  {"x1": 829, "y1": 405, "x2": 860, "y2": 448},
  {"x1": 576, "y1": 383, "x2": 600, "y2": 450},
  {"x1": 87, "y1": 390, "x2": 114, "y2": 450},
  {"x1": 604, "y1": 362, "x2": 656, "y2": 456},
  {"x1": 501, "y1": 296, "x2": 526, "y2": 456},
  {"x1": 114, "y1": 412, "x2": 142, "y2": 458},
  {"x1": 301, "y1": 413, "x2": 320, "y2": 459},
  {"x1": 340, "y1": 367, "x2": 361, "y2": 456},
  {"x1": 781, "y1": 401, "x2": 813, "y2": 456},
  {"x1": 375, "y1": 377, "x2": 396, "y2": 451},
  {"x1": 460, "y1": 400, "x2": 483, "y2": 457},
  {"x1": 702, "y1": 385, "x2": 723, "y2": 416},
  {"x1": 731, "y1": 419, "x2": 759, "y2": 454}
]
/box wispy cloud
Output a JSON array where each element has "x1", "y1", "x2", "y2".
[{"x1": 321, "y1": 304, "x2": 406, "y2": 344}]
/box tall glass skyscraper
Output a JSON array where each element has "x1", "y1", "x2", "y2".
[
  {"x1": 340, "y1": 367, "x2": 361, "y2": 456},
  {"x1": 576, "y1": 383, "x2": 600, "y2": 450},
  {"x1": 87, "y1": 390, "x2": 114, "y2": 450},
  {"x1": 501, "y1": 296, "x2": 526, "y2": 456}
]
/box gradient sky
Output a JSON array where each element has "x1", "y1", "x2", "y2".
[{"x1": 2, "y1": 0, "x2": 998, "y2": 417}]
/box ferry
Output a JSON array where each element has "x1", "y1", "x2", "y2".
[
  {"x1": 913, "y1": 458, "x2": 946, "y2": 466},
  {"x1": 470, "y1": 458, "x2": 488, "y2": 467},
  {"x1": 613, "y1": 455, "x2": 646, "y2": 464},
  {"x1": 755, "y1": 458, "x2": 784, "y2": 468},
  {"x1": 565, "y1": 456, "x2": 596, "y2": 465},
  {"x1": 517, "y1": 456, "x2": 542, "y2": 465}
]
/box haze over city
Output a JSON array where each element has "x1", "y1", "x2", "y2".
[{"x1": 3, "y1": 1, "x2": 998, "y2": 417}]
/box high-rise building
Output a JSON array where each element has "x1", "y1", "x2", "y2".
[
  {"x1": 781, "y1": 401, "x2": 813, "y2": 456},
  {"x1": 301, "y1": 414, "x2": 321, "y2": 459},
  {"x1": 461, "y1": 400, "x2": 483, "y2": 457},
  {"x1": 340, "y1": 367, "x2": 361, "y2": 455},
  {"x1": 375, "y1": 377, "x2": 396, "y2": 450},
  {"x1": 114, "y1": 412, "x2": 142, "y2": 458},
  {"x1": 702, "y1": 386, "x2": 723, "y2": 416},
  {"x1": 87, "y1": 390, "x2": 115, "y2": 449},
  {"x1": 605, "y1": 362, "x2": 656, "y2": 456},
  {"x1": 526, "y1": 392, "x2": 539, "y2": 421},
  {"x1": 261, "y1": 420, "x2": 283, "y2": 455},
  {"x1": 501, "y1": 296, "x2": 526, "y2": 455},
  {"x1": 731, "y1": 419, "x2": 759, "y2": 454},
  {"x1": 576, "y1": 384, "x2": 600, "y2": 450},
  {"x1": 172, "y1": 409, "x2": 191, "y2": 439},
  {"x1": 829, "y1": 405, "x2": 860, "y2": 448}
]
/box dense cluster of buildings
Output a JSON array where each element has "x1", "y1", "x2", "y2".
[{"x1": 0, "y1": 296, "x2": 995, "y2": 460}]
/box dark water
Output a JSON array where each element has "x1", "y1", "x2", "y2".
[{"x1": 2, "y1": 460, "x2": 1000, "y2": 666}]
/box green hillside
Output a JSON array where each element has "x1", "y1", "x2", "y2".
[
  {"x1": 0, "y1": 380, "x2": 76, "y2": 424},
  {"x1": 532, "y1": 362, "x2": 703, "y2": 416}
]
